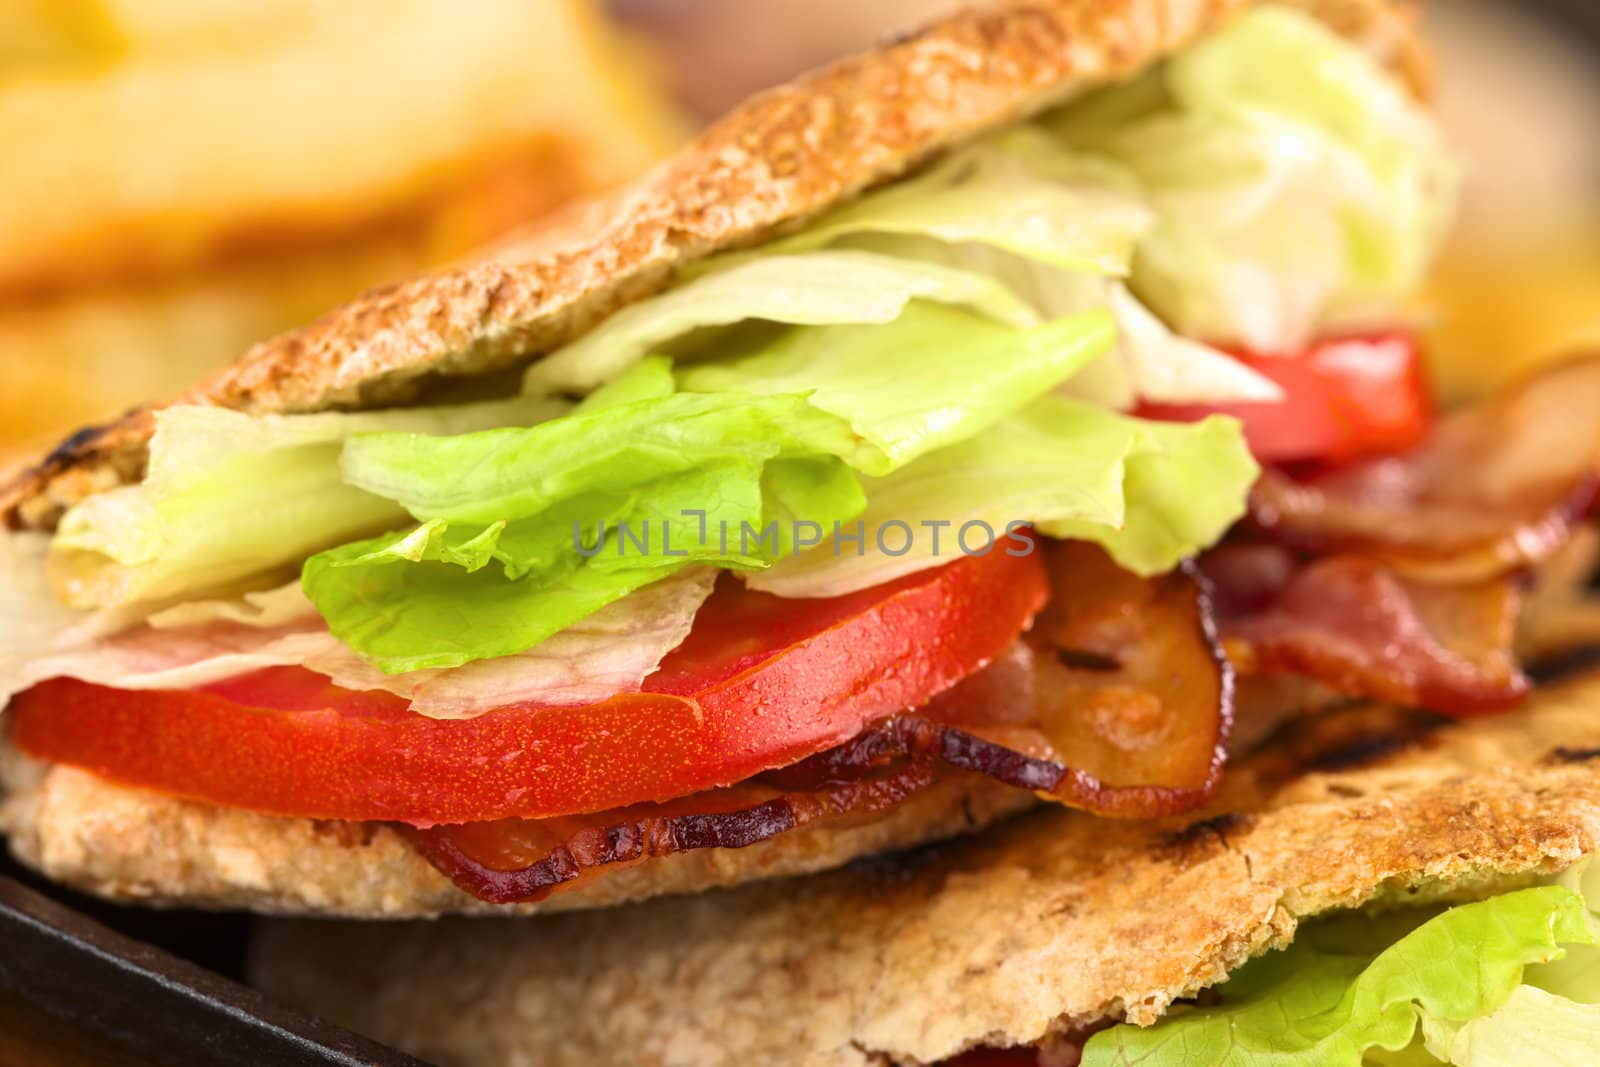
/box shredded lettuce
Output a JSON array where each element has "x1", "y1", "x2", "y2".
[
  {"x1": 1082, "y1": 882, "x2": 1600, "y2": 1067},
  {"x1": 1050, "y1": 6, "x2": 1459, "y2": 352}
]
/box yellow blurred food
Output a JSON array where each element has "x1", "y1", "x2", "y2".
[
  {"x1": 1427, "y1": 219, "x2": 1600, "y2": 404},
  {"x1": 1422, "y1": 1, "x2": 1600, "y2": 403},
  {"x1": 0, "y1": 0, "x2": 682, "y2": 455}
]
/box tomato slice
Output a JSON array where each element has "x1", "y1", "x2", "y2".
[
  {"x1": 1137, "y1": 333, "x2": 1432, "y2": 464},
  {"x1": 8, "y1": 545, "x2": 1048, "y2": 823}
]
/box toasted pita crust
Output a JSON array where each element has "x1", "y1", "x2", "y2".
[
  {"x1": 248, "y1": 669, "x2": 1600, "y2": 1067},
  {"x1": 0, "y1": 0, "x2": 1423, "y2": 530},
  {"x1": 0, "y1": 742, "x2": 1034, "y2": 917}
]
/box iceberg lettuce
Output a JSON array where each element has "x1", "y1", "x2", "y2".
[
  {"x1": 1082, "y1": 882, "x2": 1600, "y2": 1067},
  {"x1": 768, "y1": 126, "x2": 1153, "y2": 273},
  {"x1": 750, "y1": 397, "x2": 1255, "y2": 596},
  {"x1": 677, "y1": 302, "x2": 1116, "y2": 473},
  {"x1": 47, "y1": 396, "x2": 570, "y2": 611},
  {"x1": 1050, "y1": 6, "x2": 1459, "y2": 352},
  {"x1": 521, "y1": 249, "x2": 1041, "y2": 397},
  {"x1": 2, "y1": 540, "x2": 717, "y2": 717},
  {"x1": 307, "y1": 306, "x2": 1115, "y2": 670}
]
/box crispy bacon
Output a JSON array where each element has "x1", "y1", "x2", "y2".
[
  {"x1": 1249, "y1": 357, "x2": 1600, "y2": 583},
  {"x1": 924, "y1": 541, "x2": 1232, "y2": 817},
  {"x1": 1205, "y1": 543, "x2": 1529, "y2": 714},
  {"x1": 404, "y1": 758, "x2": 943, "y2": 905},
  {"x1": 406, "y1": 542, "x2": 1234, "y2": 904}
]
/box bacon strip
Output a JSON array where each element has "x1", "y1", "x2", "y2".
[
  {"x1": 403, "y1": 758, "x2": 942, "y2": 905},
  {"x1": 1205, "y1": 543, "x2": 1529, "y2": 715},
  {"x1": 926, "y1": 541, "x2": 1232, "y2": 817},
  {"x1": 1249, "y1": 357, "x2": 1600, "y2": 583},
  {"x1": 407, "y1": 542, "x2": 1234, "y2": 903}
]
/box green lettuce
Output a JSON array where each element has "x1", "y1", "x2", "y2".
[
  {"x1": 1039, "y1": 411, "x2": 1258, "y2": 575},
  {"x1": 1082, "y1": 884, "x2": 1600, "y2": 1067},
  {"x1": 767, "y1": 126, "x2": 1153, "y2": 273},
  {"x1": 307, "y1": 304, "x2": 1116, "y2": 670},
  {"x1": 309, "y1": 384, "x2": 867, "y2": 672},
  {"x1": 521, "y1": 249, "x2": 1040, "y2": 397},
  {"x1": 749, "y1": 397, "x2": 1255, "y2": 596},
  {"x1": 678, "y1": 302, "x2": 1117, "y2": 474},
  {"x1": 1049, "y1": 5, "x2": 1459, "y2": 352},
  {"x1": 48, "y1": 396, "x2": 569, "y2": 610}
]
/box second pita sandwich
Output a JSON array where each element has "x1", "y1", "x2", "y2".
[{"x1": 2, "y1": 0, "x2": 1597, "y2": 924}]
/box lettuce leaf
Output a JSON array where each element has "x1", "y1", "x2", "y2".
[
  {"x1": 678, "y1": 302, "x2": 1117, "y2": 473},
  {"x1": 754, "y1": 120, "x2": 1282, "y2": 408},
  {"x1": 521, "y1": 249, "x2": 1041, "y2": 397},
  {"x1": 1420, "y1": 985, "x2": 1600, "y2": 1066},
  {"x1": 749, "y1": 397, "x2": 1255, "y2": 596},
  {"x1": 1081, "y1": 885, "x2": 1599, "y2": 1067},
  {"x1": 0, "y1": 532, "x2": 122, "y2": 706},
  {"x1": 1049, "y1": 6, "x2": 1458, "y2": 352},
  {"x1": 1038, "y1": 411, "x2": 1257, "y2": 575},
  {"x1": 306, "y1": 385, "x2": 868, "y2": 672},
  {"x1": 47, "y1": 396, "x2": 569, "y2": 611},
  {"x1": 817, "y1": 215, "x2": 1281, "y2": 410},
  {"x1": 768, "y1": 126, "x2": 1153, "y2": 273},
  {"x1": 4, "y1": 562, "x2": 717, "y2": 718},
  {"x1": 309, "y1": 302, "x2": 1120, "y2": 669}
]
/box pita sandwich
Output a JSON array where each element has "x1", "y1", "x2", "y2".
[
  {"x1": 249, "y1": 666, "x2": 1600, "y2": 1065},
  {"x1": 3, "y1": 0, "x2": 1597, "y2": 952}
]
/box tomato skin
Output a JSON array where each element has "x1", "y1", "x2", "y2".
[
  {"x1": 1137, "y1": 333, "x2": 1432, "y2": 464},
  {"x1": 8, "y1": 546, "x2": 1048, "y2": 824}
]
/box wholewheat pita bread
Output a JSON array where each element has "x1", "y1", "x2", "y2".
[
  {"x1": 249, "y1": 667, "x2": 1600, "y2": 1067},
  {"x1": 0, "y1": 0, "x2": 1423, "y2": 530},
  {"x1": 0, "y1": 0, "x2": 1429, "y2": 915},
  {"x1": 0, "y1": 742, "x2": 1033, "y2": 917}
]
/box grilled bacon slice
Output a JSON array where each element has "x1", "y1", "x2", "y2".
[
  {"x1": 1249, "y1": 356, "x2": 1600, "y2": 583},
  {"x1": 1205, "y1": 543, "x2": 1529, "y2": 715}
]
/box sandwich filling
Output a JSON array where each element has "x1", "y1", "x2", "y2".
[{"x1": 2, "y1": 8, "x2": 1596, "y2": 906}]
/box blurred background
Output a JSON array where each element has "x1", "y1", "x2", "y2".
[{"x1": 0, "y1": 0, "x2": 1596, "y2": 468}]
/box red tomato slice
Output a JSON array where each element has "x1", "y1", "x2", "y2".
[
  {"x1": 9, "y1": 545, "x2": 1048, "y2": 824},
  {"x1": 1137, "y1": 333, "x2": 1432, "y2": 464}
]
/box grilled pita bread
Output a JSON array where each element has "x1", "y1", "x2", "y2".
[
  {"x1": 0, "y1": 0, "x2": 1427, "y2": 915},
  {"x1": 250, "y1": 666, "x2": 1600, "y2": 1067},
  {"x1": 0, "y1": 741, "x2": 1033, "y2": 917}
]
